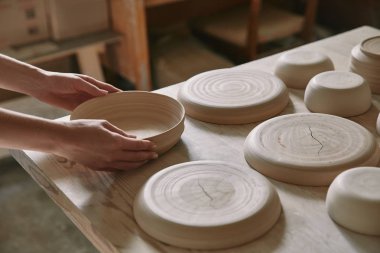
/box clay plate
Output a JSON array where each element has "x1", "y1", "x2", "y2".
[
  {"x1": 178, "y1": 69, "x2": 289, "y2": 124},
  {"x1": 70, "y1": 91, "x2": 185, "y2": 155},
  {"x1": 134, "y1": 160, "x2": 282, "y2": 249},
  {"x1": 244, "y1": 113, "x2": 380, "y2": 186}
]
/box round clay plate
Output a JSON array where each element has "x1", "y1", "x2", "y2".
[
  {"x1": 134, "y1": 160, "x2": 281, "y2": 249},
  {"x1": 70, "y1": 91, "x2": 185, "y2": 155},
  {"x1": 178, "y1": 69, "x2": 289, "y2": 124},
  {"x1": 244, "y1": 113, "x2": 380, "y2": 186},
  {"x1": 326, "y1": 167, "x2": 380, "y2": 235}
]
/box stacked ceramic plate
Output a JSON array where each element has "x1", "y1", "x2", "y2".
[{"x1": 350, "y1": 36, "x2": 380, "y2": 94}]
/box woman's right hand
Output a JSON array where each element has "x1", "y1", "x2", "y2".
[{"x1": 55, "y1": 119, "x2": 158, "y2": 171}]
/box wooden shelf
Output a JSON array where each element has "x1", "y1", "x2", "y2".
[{"x1": 1, "y1": 31, "x2": 121, "y2": 82}]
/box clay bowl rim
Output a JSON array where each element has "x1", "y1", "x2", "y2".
[
  {"x1": 360, "y1": 36, "x2": 380, "y2": 59},
  {"x1": 70, "y1": 91, "x2": 186, "y2": 140}
]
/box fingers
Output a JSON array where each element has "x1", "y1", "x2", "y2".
[
  {"x1": 76, "y1": 74, "x2": 121, "y2": 93},
  {"x1": 115, "y1": 150, "x2": 158, "y2": 162},
  {"x1": 74, "y1": 78, "x2": 108, "y2": 97},
  {"x1": 102, "y1": 121, "x2": 136, "y2": 138},
  {"x1": 122, "y1": 138, "x2": 157, "y2": 151}
]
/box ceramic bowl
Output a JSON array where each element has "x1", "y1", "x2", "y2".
[
  {"x1": 350, "y1": 36, "x2": 380, "y2": 94},
  {"x1": 304, "y1": 71, "x2": 372, "y2": 117},
  {"x1": 274, "y1": 50, "x2": 334, "y2": 89},
  {"x1": 70, "y1": 91, "x2": 185, "y2": 155},
  {"x1": 326, "y1": 167, "x2": 380, "y2": 235},
  {"x1": 134, "y1": 160, "x2": 281, "y2": 249}
]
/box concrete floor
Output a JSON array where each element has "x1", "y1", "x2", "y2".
[{"x1": 0, "y1": 157, "x2": 98, "y2": 253}]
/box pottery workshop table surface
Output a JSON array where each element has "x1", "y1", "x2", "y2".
[{"x1": 10, "y1": 26, "x2": 380, "y2": 253}]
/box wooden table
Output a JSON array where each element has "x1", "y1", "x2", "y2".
[{"x1": 11, "y1": 26, "x2": 380, "y2": 253}]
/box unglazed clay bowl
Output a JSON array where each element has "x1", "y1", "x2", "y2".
[
  {"x1": 70, "y1": 91, "x2": 185, "y2": 155},
  {"x1": 304, "y1": 71, "x2": 372, "y2": 117},
  {"x1": 326, "y1": 167, "x2": 380, "y2": 235},
  {"x1": 134, "y1": 160, "x2": 281, "y2": 249},
  {"x1": 274, "y1": 50, "x2": 334, "y2": 89},
  {"x1": 350, "y1": 36, "x2": 380, "y2": 94}
]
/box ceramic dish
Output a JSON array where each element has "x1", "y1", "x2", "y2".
[
  {"x1": 274, "y1": 50, "x2": 334, "y2": 89},
  {"x1": 134, "y1": 160, "x2": 281, "y2": 249},
  {"x1": 70, "y1": 91, "x2": 185, "y2": 155},
  {"x1": 304, "y1": 71, "x2": 372, "y2": 117},
  {"x1": 350, "y1": 36, "x2": 380, "y2": 94},
  {"x1": 326, "y1": 167, "x2": 380, "y2": 235},
  {"x1": 178, "y1": 69, "x2": 289, "y2": 124},
  {"x1": 244, "y1": 113, "x2": 380, "y2": 186}
]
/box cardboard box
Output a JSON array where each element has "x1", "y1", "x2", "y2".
[
  {"x1": 46, "y1": 0, "x2": 109, "y2": 41},
  {"x1": 0, "y1": 0, "x2": 49, "y2": 48}
]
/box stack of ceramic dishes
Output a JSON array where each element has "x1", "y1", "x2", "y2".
[
  {"x1": 71, "y1": 91, "x2": 185, "y2": 155},
  {"x1": 304, "y1": 71, "x2": 372, "y2": 117},
  {"x1": 274, "y1": 50, "x2": 334, "y2": 89},
  {"x1": 178, "y1": 69, "x2": 289, "y2": 124},
  {"x1": 244, "y1": 113, "x2": 380, "y2": 186},
  {"x1": 350, "y1": 36, "x2": 380, "y2": 94},
  {"x1": 134, "y1": 161, "x2": 281, "y2": 249},
  {"x1": 326, "y1": 167, "x2": 380, "y2": 235}
]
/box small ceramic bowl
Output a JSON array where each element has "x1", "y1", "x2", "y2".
[
  {"x1": 70, "y1": 91, "x2": 185, "y2": 155},
  {"x1": 274, "y1": 50, "x2": 334, "y2": 89},
  {"x1": 326, "y1": 167, "x2": 380, "y2": 235},
  {"x1": 304, "y1": 71, "x2": 372, "y2": 117}
]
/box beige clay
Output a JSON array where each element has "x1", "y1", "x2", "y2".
[
  {"x1": 244, "y1": 113, "x2": 380, "y2": 186},
  {"x1": 70, "y1": 91, "x2": 185, "y2": 154},
  {"x1": 326, "y1": 167, "x2": 380, "y2": 235},
  {"x1": 304, "y1": 71, "x2": 372, "y2": 117},
  {"x1": 133, "y1": 160, "x2": 281, "y2": 249}
]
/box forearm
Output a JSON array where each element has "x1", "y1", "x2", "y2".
[
  {"x1": 0, "y1": 53, "x2": 46, "y2": 96},
  {"x1": 0, "y1": 108, "x2": 65, "y2": 153}
]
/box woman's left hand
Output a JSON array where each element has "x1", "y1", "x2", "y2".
[{"x1": 33, "y1": 71, "x2": 121, "y2": 110}]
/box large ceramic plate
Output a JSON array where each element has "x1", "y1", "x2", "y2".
[
  {"x1": 134, "y1": 160, "x2": 281, "y2": 249},
  {"x1": 244, "y1": 113, "x2": 380, "y2": 186},
  {"x1": 178, "y1": 69, "x2": 289, "y2": 124},
  {"x1": 70, "y1": 91, "x2": 185, "y2": 154}
]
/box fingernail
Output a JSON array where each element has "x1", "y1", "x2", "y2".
[{"x1": 153, "y1": 153, "x2": 158, "y2": 159}]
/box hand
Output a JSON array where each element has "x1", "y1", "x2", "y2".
[
  {"x1": 55, "y1": 119, "x2": 158, "y2": 171},
  {"x1": 33, "y1": 71, "x2": 121, "y2": 111}
]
